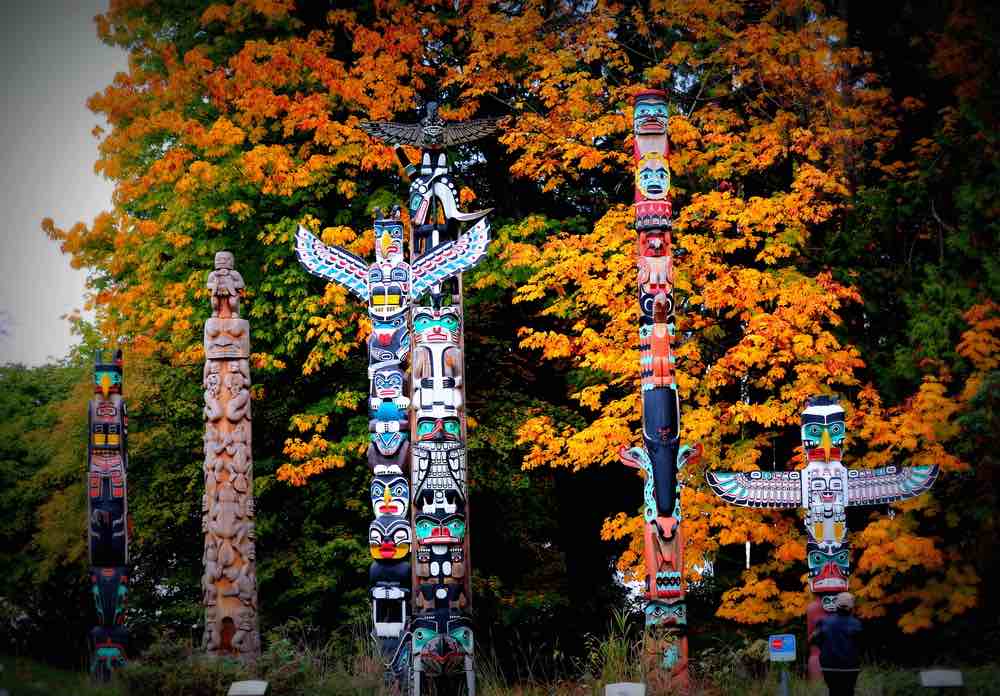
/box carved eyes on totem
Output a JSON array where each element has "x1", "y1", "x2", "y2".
[
  {"x1": 449, "y1": 627, "x2": 473, "y2": 651},
  {"x1": 390, "y1": 267, "x2": 408, "y2": 282},
  {"x1": 374, "y1": 373, "x2": 403, "y2": 390},
  {"x1": 94, "y1": 370, "x2": 122, "y2": 386},
  {"x1": 413, "y1": 314, "x2": 460, "y2": 333},
  {"x1": 371, "y1": 479, "x2": 408, "y2": 501},
  {"x1": 808, "y1": 549, "x2": 849, "y2": 571},
  {"x1": 374, "y1": 316, "x2": 405, "y2": 331}
]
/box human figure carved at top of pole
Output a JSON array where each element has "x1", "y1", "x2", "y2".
[{"x1": 202, "y1": 251, "x2": 259, "y2": 662}]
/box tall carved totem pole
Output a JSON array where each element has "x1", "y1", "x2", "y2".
[
  {"x1": 707, "y1": 395, "x2": 938, "y2": 679},
  {"x1": 296, "y1": 100, "x2": 495, "y2": 696},
  {"x1": 202, "y1": 251, "x2": 259, "y2": 660},
  {"x1": 618, "y1": 89, "x2": 700, "y2": 689},
  {"x1": 87, "y1": 350, "x2": 130, "y2": 680}
]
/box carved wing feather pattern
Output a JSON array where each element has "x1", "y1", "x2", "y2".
[
  {"x1": 441, "y1": 118, "x2": 500, "y2": 146},
  {"x1": 360, "y1": 118, "x2": 499, "y2": 147},
  {"x1": 359, "y1": 120, "x2": 424, "y2": 146},
  {"x1": 846, "y1": 465, "x2": 939, "y2": 506},
  {"x1": 705, "y1": 470, "x2": 802, "y2": 508},
  {"x1": 294, "y1": 226, "x2": 369, "y2": 301},
  {"x1": 411, "y1": 218, "x2": 491, "y2": 298}
]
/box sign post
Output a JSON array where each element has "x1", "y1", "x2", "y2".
[{"x1": 769, "y1": 634, "x2": 796, "y2": 696}]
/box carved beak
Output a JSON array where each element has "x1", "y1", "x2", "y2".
[
  {"x1": 100, "y1": 374, "x2": 111, "y2": 399},
  {"x1": 821, "y1": 429, "x2": 832, "y2": 461}
]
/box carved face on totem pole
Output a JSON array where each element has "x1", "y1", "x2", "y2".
[
  {"x1": 94, "y1": 350, "x2": 124, "y2": 400},
  {"x1": 370, "y1": 367, "x2": 408, "y2": 417},
  {"x1": 371, "y1": 470, "x2": 410, "y2": 517},
  {"x1": 415, "y1": 508, "x2": 466, "y2": 547},
  {"x1": 414, "y1": 305, "x2": 461, "y2": 344},
  {"x1": 633, "y1": 92, "x2": 670, "y2": 137},
  {"x1": 411, "y1": 615, "x2": 474, "y2": 673},
  {"x1": 636, "y1": 152, "x2": 671, "y2": 200},
  {"x1": 369, "y1": 515, "x2": 412, "y2": 560},
  {"x1": 800, "y1": 396, "x2": 850, "y2": 593},
  {"x1": 367, "y1": 216, "x2": 410, "y2": 320},
  {"x1": 417, "y1": 417, "x2": 461, "y2": 442},
  {"x1": 370, "y1": 315, "x2": 410, "y2": 365}
]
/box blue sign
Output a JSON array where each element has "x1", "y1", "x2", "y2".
[{"x1": 768, "y1": 634, "x2": 796, "y2": 662}]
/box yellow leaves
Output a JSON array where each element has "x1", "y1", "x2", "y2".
[{"x1": 957, "y1": 301, "x2": 999, "y2": 371}]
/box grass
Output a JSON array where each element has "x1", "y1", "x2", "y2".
[
  {"x1": 0, "y1": 653, "x2": 125, "y2": 696},
  {"x1": 6, "y1": 618, "x2": 1000, "y2": 696}
]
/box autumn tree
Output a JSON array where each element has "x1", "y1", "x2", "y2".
[{"x1": 23, "y1": 0, "x2": 998, "y2": 670}]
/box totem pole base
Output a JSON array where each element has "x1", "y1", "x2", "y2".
[{"x1": 643, "y1": 632, "x2": 688, "y2": 694}]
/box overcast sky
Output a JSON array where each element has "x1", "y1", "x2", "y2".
[{"x1": 0, "y1": 2, "x2": 127, "y2": 366}]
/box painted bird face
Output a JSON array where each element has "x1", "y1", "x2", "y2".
[
  {"x1": 371, "y1": 474, "x2": 409, "y2": 517},
  {"x1": 373, "y1": 219, "x2": 405, "y2": 264},
  {"x1": 369, "y1": 515, "x2": 411, "y2": 560},
  {"x1": 801, "y1": 396, "x2": 846, "y2": 462},
  {"x1": 94, "y1": 365, "x2": 123, "y2": 398}
]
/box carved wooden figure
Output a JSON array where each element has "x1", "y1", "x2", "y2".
[
  {"x1": 87, "y1": 350, "x2": 130, "y2": 680},
  {"x1": 619, "y1": 89, "x2": 695, "y2": 690},
  {"x1": 706, "y1": 395, "x2": 938, "y2": 680},
  {"x1": 202, "y1": 251, "x2": 259, "y2": 661}
]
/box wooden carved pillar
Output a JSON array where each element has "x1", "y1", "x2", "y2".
[
  {"x1": 620, "y1": 89, "x2": 698, "y2": 691},
  {"x1": 87, "y1": 349, "x2": 130, "y2": 680},
  {"x1": 202, "y1": 250, "x2": 259, "y2": 660}
]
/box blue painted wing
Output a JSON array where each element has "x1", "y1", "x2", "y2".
[
  {"x1": 846, "y1": 464, "x2": 938, "y2": 506},
  {"x1": 410, "y1": 218, "x2": 490, "y2": 298},
  {"x1": 295, "y1": 225, "x2": 369, "y2": 301},
  {"x1": 706, "y1": 470, "x2": 802, "y2": 508}
]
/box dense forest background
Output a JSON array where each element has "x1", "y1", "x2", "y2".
[{"x1": 1, "y1": 0, "x2": 997, "y2": 678}]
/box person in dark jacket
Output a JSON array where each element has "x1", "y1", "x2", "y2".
[{"x1": 810, "y1": 592, "x2": 863, "y2": 695}]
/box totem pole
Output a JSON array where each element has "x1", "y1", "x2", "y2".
[
  {"x1": 297, "y1": 101, "x2": 493, "y2": 694},
  {"x1": 617, "y1": 89, "x2": 700, "y2": 690},
  {"x1": 202, "y1": 251, "x2": 259, "y2": 660},
  {"x1": 297, "y1": 209, "x2": 417, "y2": 685},
  {"x1": 706, "y1": 395, "x2": 938, "y2": 679},
  {"x1": 87, "y1": 350, "x2": 130, "y2": 680}
]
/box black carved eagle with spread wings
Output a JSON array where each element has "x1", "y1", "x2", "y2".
[{"x1": 360, "y1": 101, "x2": 499, "y2": 148}]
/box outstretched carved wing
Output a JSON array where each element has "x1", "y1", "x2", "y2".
[
  {"x1": 360, "y1": 120, "x2": 425, "y2": 146},
  {"x1": 295, "y1": 226, "x2": 369, "y2": 301},
  {"x1": 706, "y1": 470, "x2": 802, "y2": 508},
  {"x1": 846, "y1": 465, "x2": 938, "y2": 506},
  {"x1": 441, "y1": 118, "x2": 500, "y2": 147},
  {"x1": 410, "y1": 217, "x2": 491, "y2": 298}
]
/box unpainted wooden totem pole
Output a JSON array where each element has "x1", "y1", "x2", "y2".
[
  {"x1": 619, "y1": 89, "x2": 701, "y2": 691},
  {"x1": 706, "y1": 395, "x2": 938, "y2": 679},
  {"x1": 296, "y1": 100, "x2": 495, "y2": 696},
  {"x1": 87, "y1": 349, "x2": 130, "y2": 680},
  {"x1": 202, "y1": 251, "x2": 259, "y2": 660}
]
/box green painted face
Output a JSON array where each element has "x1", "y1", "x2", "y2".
[
  {"x1": 414, "y1": 514, "x2": 466, "y2": 543},
  {"x1": 416, "y1": 418, "x2": 461, "y2": 440}
]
